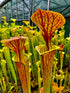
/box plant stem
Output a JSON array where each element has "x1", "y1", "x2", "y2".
[
  {"x1": 68, "y1": 73, "x2": 70, "y2": 85},
  {"x1": 53, "y1": 61, "x2": 56, "y2": 82},
  {"x1": 64, "y1": 68, "x2": 68, "y2": 87},
  {"x1": 38, "y1": 67, "x2": 41, "y2": 93},
  {"x1": 3, "y1": 47, "x2": 17, "y2": 85},
  {"x1": 29, "y1": 68, "x2": 31, "y2": 93}
]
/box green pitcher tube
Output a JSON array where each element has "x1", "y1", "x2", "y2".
[{"x1": 36, "y1": 45, "x2": 59, "y2": 93}]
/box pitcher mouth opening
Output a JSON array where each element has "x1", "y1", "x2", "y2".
[{"x1": 35, "y1": 44, "x2": 59, "y2": 55}]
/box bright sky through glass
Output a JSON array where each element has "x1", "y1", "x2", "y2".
[{"x1": 0, "y1": 0, "x2": 4, "y2": 4}]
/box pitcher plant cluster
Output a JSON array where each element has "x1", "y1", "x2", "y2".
[{"x1": 0, "y1": 8, "x2": 70, "y2": 93}]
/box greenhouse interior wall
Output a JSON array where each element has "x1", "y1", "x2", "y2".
[{"x1": 0, "y1": 0, "x2": 70, "y2": 37}]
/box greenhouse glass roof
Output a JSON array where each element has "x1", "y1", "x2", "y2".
[
  {"x1": 33, "y1": 0, "x2": 70, "y2": 17},
  {"x1": 0, "y1": 0, "x2": 4, "y2": 4},
  {"x1": 49, "y1": 0, "x2": 70, "y2": 17}
]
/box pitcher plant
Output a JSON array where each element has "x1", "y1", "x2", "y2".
[
  {"x1": 31, "y1": 8, "x2": 65, "y2": 93},
  {"x1": 1, "y1": 36, "x2": 31, "y2": 93}
]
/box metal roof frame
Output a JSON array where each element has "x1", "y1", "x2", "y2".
[
  {"x1": 60, "y1": 5, "x2": 70, "y2": 14},
  {"x1": 0, "y1": 0, "x2": 11, "y2": 8}
]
